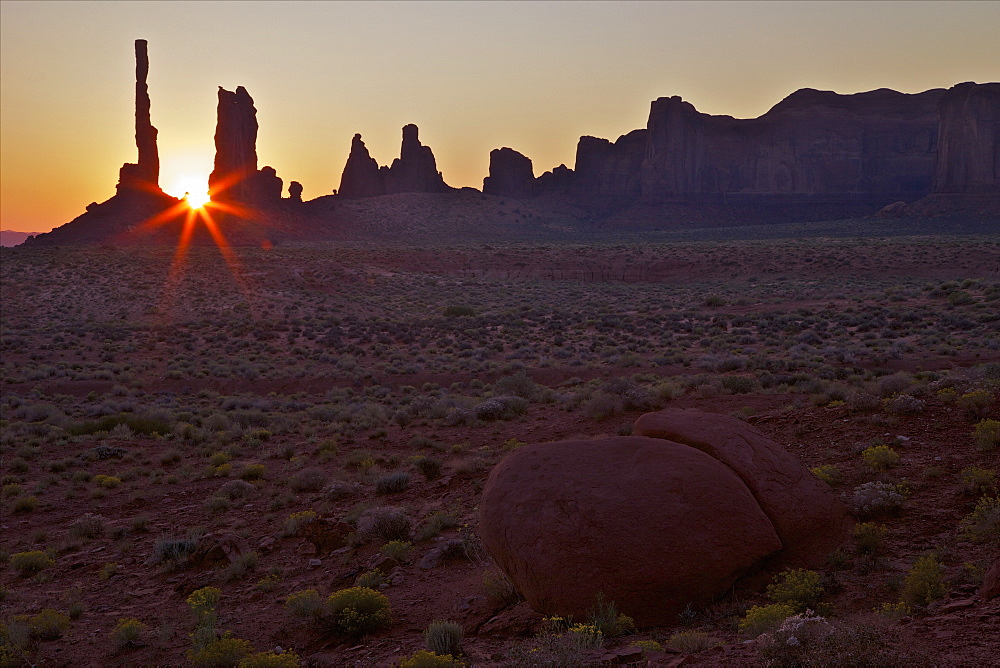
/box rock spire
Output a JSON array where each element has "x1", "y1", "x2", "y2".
[{"x1": 116, "y1": 39, "x2": 160, "y2": 193}]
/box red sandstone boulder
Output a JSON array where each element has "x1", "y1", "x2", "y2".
[
  {"x1": 479, "y1": 436, "x2": 781, "y2": 626},
  {"x1": 632, "y1": 409, "x2": 851, "y2": 567},
  {"x1": 980, "y1": 557, "x2": 1000, "y2": 599}
]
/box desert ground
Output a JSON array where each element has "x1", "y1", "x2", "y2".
[{"x1": 1, "y1": 227, "x2": 998, "y2": 666}]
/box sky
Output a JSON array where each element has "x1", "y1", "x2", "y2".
[{"x1": 2, "y1": 1, "x2": 998, "y2": 233}]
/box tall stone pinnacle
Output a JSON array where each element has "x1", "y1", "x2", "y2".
[
  {"x1": 209, "y1": 86, "x2": 259, "y2": 203},
  {"x1": 134, "y1": 39, "x2": 159, "y2": 187}
]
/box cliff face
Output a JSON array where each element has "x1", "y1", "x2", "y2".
[
  {"x1": 934, "y1": 82, "x2": 1000, "y2": 193},
  {"x1": 638, "y1": 88, "x2": 944, "y2": 201},
  {"x1": 574, "y1": 130, "x2": 646, "y2": 198}
]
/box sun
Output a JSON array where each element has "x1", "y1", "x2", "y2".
[
  {"x1": 183, "y1": 189, "x2": 211, "y2": 209},
  {"x1": 166, "y1": 174, "x2": 211, "y2": 209}
]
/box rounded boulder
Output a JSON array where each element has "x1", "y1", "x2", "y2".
[{"x1": 479, "y1": 436, "x2": 782, "y2": 626}]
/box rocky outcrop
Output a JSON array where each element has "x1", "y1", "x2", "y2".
[
  {"x1": 338, "y1": 125, "x2": 452, "y2": 198},
  {"x1": 209, "y1": 86, "x2": 259, "y2": 203},
  {"x1": 206, "y1": 86, "x2": 286, "y2": 209},
  {"x1": 483, "y1": 148, "x2": 534, "y2": 197},
  {"x1": 384, "y1": 124, "x2": 451, "y2": 194},
  {"x1": 288, "y1": 181, "x2": 303, "y2": 203},
  {"x1": 480, "y1": 435, "x2": 781, "y2": 626},
  {"x1": 934, "y1": 82, "x2": 1000, "y2": 193},
  {"x1": 535, "y1": 164, "x2": 575, "y2": 194},
  {"x1": 339, "y1": 134, "x2": 384, "y2": 198}
]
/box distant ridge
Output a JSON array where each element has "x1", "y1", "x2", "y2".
[
  {"x1": 23, "y1": 39, "x2": 1000, "y2": 247},
  {"x1": 0, "y1": 230, "x2": 43, "y2": 247}
]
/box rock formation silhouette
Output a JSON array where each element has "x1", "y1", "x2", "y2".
[
  {"x1": 117, "y1": 39, "x2": 159, "y2": 194},
  {"x1": 208, "y1": 86, "x2": 284, "y2": 208},
  {"x1": 482, "y1": 147, "x2": 534, "y2": 198},
  {"x1": 339, "y1": 134, "x2": 384, "y2": 198},
  {"x1": 27, "y1": 39, "x2": 179, "y2": 246},
  {"x1": 338, "y1": 124, "x2": 452, "y2": 197}
]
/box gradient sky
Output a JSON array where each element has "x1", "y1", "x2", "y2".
[{"x1": 2, "y1": 1, "x2": 998, "y2": 233}]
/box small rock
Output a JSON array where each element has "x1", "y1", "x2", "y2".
[
  {"x1": 308, "y1": 558, "x2": 322, "y2": 569},
  {"x1": 298, "y1": 541, "x2": 317, "y2": 555},
  {"x1": 258, "y1": 536, "x2": 276, "y2": 551},
  {"x1": 940, "y1": 598, "x2": 976, "y2": 611}
]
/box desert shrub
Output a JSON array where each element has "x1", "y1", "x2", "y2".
[
  {"x1": 581, "y1": 392, "x2": 622, "y2": 421},
  {"x1": 418, "y1": 512, "x2": 458, "y2": 540},
  {"x1": 739, "y1": 603, "x2": 796, "y2": 637},
  {"x1": 239, "y1": 464, "x2": 266, "y2": 481},
  {"x1": 721, "y1": 375, "x2": 757, "y2": 395},
  {"x1": 210, "y1": 452, "x2": 232, "y2": 467},
  {"x1": 876, "y1": 373, "x2": 912, "y2": 398},
  {"x1": 413, "y1": 456, "x2": 442, "y2": 480},
  {"x1": 874, "y1": 601, "x2": 912, "y2": 620},
  {"x1": 849, "y1": 481, "x2": 905, "y2": 517},
  {"x1": 68, "y1": 513, "x2": 106, "y2": 540},
  {"x1": 1, "y1": 483, "x2": 22, "y2": 499},
  {"x1": 482, "y1": 568, "x2": 519, "y2": 606},
  {"x1": 92, "y1": 445, "x2": 127, "y2": 460},
  {"x1": 399, "y1": 650, "x2": 463, "y2": 668},
  {"x1": 93, "y1": 474, "x2": 122, "y2": 489},
  {"x1": 811, "y1": 465, "x2": 839, "y2": 485},
  {"x1": 494, "y1": 372, "x2": 541, "y2": 401},
  {"x1": 375, "y1": 471, "x2": 410, "y2": 495},
  {"x1": 972, "y1": 419, "x2": 1000, "y2": 451},
  {"x1": 151, "y1": 534, "x2": 199, "y2": 565},
  {"x1": 67, "y1": 413, "x2": 171, "y2": 437},
  {"x1": 285, "y1": 589, "x2": 323, "y2": 619},
  {"x1": 586, "y1": 592, "x2": 635, "y2": 637},
  {"x1": 960, "y1": 495, "x2": 1000, "y2": 544},
  {"x1": 861, "y1": 445, "x2": 901, "y2": 471},
  {"x1": 11, "y1": 496, "x2": 38, "y2": 513},
  {"x1": 666, "y1": 630, "x2": 720, "y2": 653},
  {"x1": 358, "y1": 507, "x2": 411, "y2": 542},
  {"x1": 218, "y1": 480, "x2": 256, "y2": 500},
  {"x1": 901, "y1": 554, "x2": 945, "y2": 607},
  {"x1": 187, "y1": 586, "x2": 222, "y2": 627},
  {"x1": 424, "y1": 619, "x2": 463, "y2": 657},
  {"x1": 238, "y1": 651, "x2": 301, "y2": 668},
  {"x1": 320, "y1": 587, "x2": 392, "y2": 637},
  {"x1": 766, "y1": 569, "x2": 824, "y2": 612},
  {"x1": 188, "y1": 632, "x2": 252, "y2": 667},
  {"x1": 853, "y1": 522, "x2": 888, "y2": 557},
  {"x1": 111, "y1": 617, "x2": 146, "y2": 651},
  {"x1": 323, "y1": 480, "x2": 360, "y2": 499},
  {"x1": 958, "y1": 390, "x2": 993, "y2": 420},
  {"x1": 9, "y1": 550, "x2": 54, "y2": 576},
  {"x1": 18, "y1": 609, "x2": 70, "y2": 640},
  {"x1": 379, "y1": 540, "x2": 412, "y2": 563},
  {"x1": 289, "y1": 469, "x2": 327, "y2": 493},
  {"x1": 442, "y1": 305, "x2": 475, "y2": 317},
  {"x1": 282, "y1": 510, "x2": 318, "y2": 536},
  {"x1": 221, "y1": 551, "x2": 258, "y2": 582},
  {"x1": 959, "y1": 466, "x2": 996, "y2": 496},
  {"x1": 886, "y1": 394, "x2": 924, "y2": 415},
  {"x1": 355, "y1": 568, "x2": 386, "y2": 590},
  {"x1": 473, "y1": 396, "x2": 527, "y2": 421}
]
